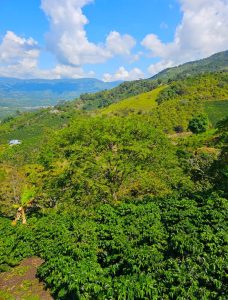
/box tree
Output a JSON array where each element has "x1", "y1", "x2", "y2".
[
  {"x1": 188, "y1": 114, "x2": 209, "y2": 134},
  {"x1": 12, "y1": 186, "x2": 36, "y2": 225}
]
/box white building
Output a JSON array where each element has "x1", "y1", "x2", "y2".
[{"x1": 9, "y1": 139, "x2": 22, "y2": 146}]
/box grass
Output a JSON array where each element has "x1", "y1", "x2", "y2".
[
  {"x1": 0, "y1": 290, "x2": 15, "y2": 300},
  {"x1": 204, "y1": 100, "x2": 228, "y2": 126},
  {"x1": 101, "y1": 86, "x2": 165, "y2": 115}
]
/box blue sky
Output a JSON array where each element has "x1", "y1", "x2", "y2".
[{"x1": 0, "y1": 0, "x2": 227, "y2": 80}]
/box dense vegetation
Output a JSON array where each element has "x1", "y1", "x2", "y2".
[
  {"x1": 151, "y1": 50, "x2": 228, "y2": 82},
  {"x1": 78, "y1": 79, "x2": 160, "y2": 111},
  {"x1": 0, "y1": 56, "x2": 228, "y2": 299},
  {"x1": 75, "y1": 51, "x2": 228, "y2": 111},
  {"x1": 156, "y1": 72, "x2": 228, "y2": 105}
]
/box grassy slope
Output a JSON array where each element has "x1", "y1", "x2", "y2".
[
  {"x1": 99, "y1": 73, "x2": 228, "y2": 131},
  {"x1": 101, "y1": 86, "x2": 165, "y2": 114},
  {"x1": 205, "y1": 100, "x2": 228, "y2": 126}
]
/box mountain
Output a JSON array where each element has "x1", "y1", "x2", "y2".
[
  {"x1": 1, "y1": 58, "x2": 227, "y2": 299},
  {"x1": 0, "y1": 77, "x2": 121, "y2": 108},
  {"x1": 151, "y1": 50, "x2": 228, "y2": 82},
  {"x1": 76, "y1": 50, "x2": 228, "y2": 111}
]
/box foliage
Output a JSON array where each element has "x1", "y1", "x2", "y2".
[
  {"x1": 157, "y1": 72, "x2": 228, "y2": 105},
  {"x1": 78, "y1": 79, "x2": 160, "y2": 110},
  {"x1": 20, "y1": 186, "x2": 36, "y2": 207},
  {"x1": 204, "y1": 100, "x2": 228, "y2": 126},
  {"x1": 33, "y1": 115, "x2": 187, "y2": 208},
  {"x1": 0, "y1": 192, "x2": 227, "y2": 299},
  {"x1": 188, "y1": 114, "x2": 210, "y2": 134},
  {"x1": 0, "y1": 58, "x2": 228, "y2": 299},
  {"x1": 101, "y1": 86, "x2": 165, "y2": 115},
  {"x1": 151, "y1": 50, "x2": 228, "y2": 82}
]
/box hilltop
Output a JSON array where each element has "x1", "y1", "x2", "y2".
[{"x1": 151, "y1": 50, "x2": 228, "y2": 82}]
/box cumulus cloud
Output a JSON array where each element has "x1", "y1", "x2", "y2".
[
  {"x1": 41, "y1": 0, "x2": 136, "y2": 65},
  {"x1": 0, "y1": 31, "x2": 40, "y2": 77},
  {"x1": 36, "y1": 64, "x2": 94, "y2": 79},
  {"x1": 103, "y1": 67, "x2": 144, "y2": 82},
  {"x1": 142, "y1": 0, "x2": 228, "y2": 75},
  {"x1": 106, "y1": 31, "x2": 136, "y2": 56},
  {"x1": 0, "y1": 31, "x2": 95, "y2": 79}
]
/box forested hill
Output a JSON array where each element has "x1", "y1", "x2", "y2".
[
  {"x1": 0, "y1": 51, "x2": 228, "y2": 299},
  {"x1": 151, "y1": 50, "x2": 228, "y2": 82},
  {"x1": 77, "y1": 50, "x2": 228, "y2": 111}
]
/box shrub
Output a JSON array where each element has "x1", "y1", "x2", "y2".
[{"x1": 188, "y1": 114, "x2": 209, "y2": 134}]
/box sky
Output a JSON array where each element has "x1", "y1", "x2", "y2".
[{"x1": 0, "y1": 0, "x2": 227, "y2": 81}]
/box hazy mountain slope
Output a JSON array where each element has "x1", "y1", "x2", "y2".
[
  {"x1": 0, "y1": 78, "x2": 120, "y2": 108},
  {"x1": 151, "y1": 50, "x2": 228, "y2": 82}
]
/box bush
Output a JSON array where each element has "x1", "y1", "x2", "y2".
[
  {"x1": 188, "y1": 114, "x2": 209, "y2": 134},
  {"x1": 174, "y1": 125, "x2": 184, "y2": 133}
]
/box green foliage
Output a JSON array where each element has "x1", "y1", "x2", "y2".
[
  {"x1": 0, "y1": 61, "x2": 228, "y2": 299},
  {"x1": 0, "y1": 108, "x2": 80, "y2": 164},
  {"x1": 157, "y1": 72, "x2": 228, "y2": 105},
  {"x1": 204, "y1": 100, "x2": 228, "y2": 126},
  {"x1": 79, "y1": 79, "x2": 160, "y2": 110},
  {"x1": 188, "y1": 114, "x2": 210, "y2": 134},
  {"x1": 20, "y1": 186, "x2": 36, "y2": 206},
  {"x1": 0, "y1": 192, "x2": 227, "y2": 299},
  {"x1": 35, "y1": 115, "x2": 187, "y2": 207},
  {"x1": 101, "y1": 86, "x2": 165, "y2": 114},
  {"x1": 151, "y1": 50, "x2": 228, "y2": 82}
]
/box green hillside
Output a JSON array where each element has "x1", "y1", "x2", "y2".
[
  {"x1": 75, "y1": 51, "x2": 228, "y2": 112},
  {"x1": 0, "y1": 53, "x2": 228, "y2": 300},
  {"x1": 152, "y1": 50, "x2": 228, "y2": 82},
  {"x1": 157, "y1": 72, "x2": 228, "y2": 104},
  {"x1": 99, "y1": 72, "x2": 228, "y2": 133},
  {"x1": 101, "y1": 86, "x2": 165, "y2": 114},
  {"x1": 205, "y1": 100, "x2": 228, "y2": 126}
]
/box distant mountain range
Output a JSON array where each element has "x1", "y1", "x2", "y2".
[
  {"x1": 0, "y1": 78, "x2": 121, "y2": 108},
  {"x1": 151, "y1": 50, "x2": 228, "y2": 82},
  {"x1": 0, "y1": 50, "x2": 227, "y2": 120}
]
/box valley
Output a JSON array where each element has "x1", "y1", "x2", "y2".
[{"x1": 0, "y1": 51, "x2": 227, "y2": 300}]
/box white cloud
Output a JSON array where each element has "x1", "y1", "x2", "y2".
[
  {"x1": 142, "y1": 0, "x2": 228, "y2": 75},
  {"x1": 106, "y1": 31, "x2": 136, "y2": 56},
  {"x1": 0, "y1": 31, "x2": 95, "y2": 79},
  {"x1": 0, "y1": 31, "x2": 40, "y2": 76},
  {"x1": 147, "y1": 60, "x2": 174, "y2": 75},
  {"x1": 103, "y1": 67, "x2": 144, "y2": 82},
  {"x1": 41, "y1": 0, "x2": 136, "y2": 65},
  {"x1": 36, "y1": 64, "x2": 94, "y2": 79}
]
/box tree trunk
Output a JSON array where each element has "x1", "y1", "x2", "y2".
[{"x1": 12, "y1": 207, "x2": 27, "y2": 226}]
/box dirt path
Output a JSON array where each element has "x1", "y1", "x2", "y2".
[
  {"x1": 0, "y1": 257, "x2": 53, "y2": 300},
  {"x1": 168, "y1": 132, "x2": 192, "y2": 139}
]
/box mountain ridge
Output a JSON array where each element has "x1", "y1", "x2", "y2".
[
  {"x1": 0, "y1": 77, "x2": 121, "y2": 107},
  {"x1": 151, "y1": 50, "x2": 228, "y2": 81}
]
